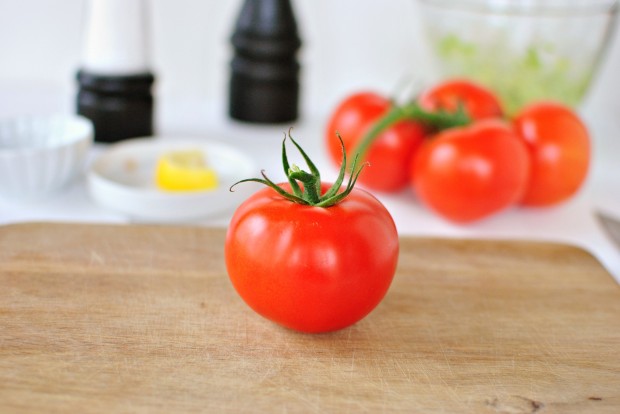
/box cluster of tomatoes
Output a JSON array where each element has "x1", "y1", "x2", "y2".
[
  {"x1": 325, "y1": 79, "x2": 591, "y2": 223},
  {"x1": 224, "y1": 79, "x2": 591, "y2": 334}
]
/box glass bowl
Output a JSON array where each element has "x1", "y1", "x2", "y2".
[{"x1": 415, "y1": 0, "x2": 619, "y2": 114}]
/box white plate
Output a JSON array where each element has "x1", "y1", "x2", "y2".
[{"x1": 87, "y1": 137, "x2": 258, "y2": 222}]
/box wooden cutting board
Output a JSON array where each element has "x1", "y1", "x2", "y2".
[{"x1": 1, "y1": 223, "x2": 619, "y2": 413}]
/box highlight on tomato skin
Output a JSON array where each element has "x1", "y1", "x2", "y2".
[
  {"x1": 225, "y1": 133, "x2": 399, "y2": 334},
  {"x1": 512, "y1": 101, "x2": 591, "y2": 207}
]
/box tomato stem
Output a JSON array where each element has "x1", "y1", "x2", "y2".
[
  {"x1": 230, "y1": 129, "x2": 367, "y2": 208},
  {"x1": 354, "y1": 102, "x2": 471, "y2": 162},
  {"x1": 288, "y1": 165, "x2": 321, "y2": 204}
]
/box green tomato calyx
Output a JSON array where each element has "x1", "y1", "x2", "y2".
[{"x1": 230, "y1": 130, "x2": 367, "y2": 207}]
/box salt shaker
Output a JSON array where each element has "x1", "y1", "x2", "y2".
[
  {"x1": 228, "y1": 0, "x2": 302, "y2": 123},
  {"x1": 76, "y1": 0, "x2": 155, "y2": 143}
]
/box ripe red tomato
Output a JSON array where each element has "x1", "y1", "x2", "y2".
[
  {"x1": 325, "y1": 92, "x2": 426, "y2": 192},
  {"x1": 418, "y1": 78, "x2": 504, "y2": 121},
  {"x1": 225, "y1": 182, "x2": 399, "y2": 333},
  {"x1": 512, "y1": 102, "x2": 590, "y2": 207},
  {"x1": 411, "y1": 120, "x2": 531, "y2": 223}
]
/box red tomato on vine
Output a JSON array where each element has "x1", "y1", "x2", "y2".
[
  {"x1": 512, "y1": 101, "x2": 590, "y2": 207},
  {"x1": 325, "y1": 92, "x2": 426, "y2": 192},
  {"x1": 418, "y1": 78, "x2": 504, "y2": 121},
  {"x1": 411, "y1": 120, "x2": 531, "y2": 223},
  {"x1": 226, "y1": 132, "x2": 399, "y2": 333}
]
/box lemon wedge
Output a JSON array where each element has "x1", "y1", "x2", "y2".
[{"x1": 155, "y1": 149, "x2": 218, "y2": 191}]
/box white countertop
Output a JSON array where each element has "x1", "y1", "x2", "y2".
[{"x1": 1, "y1": 91, "x2": 619, "y2": 284}]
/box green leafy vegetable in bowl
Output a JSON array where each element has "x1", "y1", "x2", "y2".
[
  {"x1": 416, "y1": 0, "x2": 618, "y2": 114},
  {"x1": 434, "y1": 34, "x2": 594, "y2": 114}
]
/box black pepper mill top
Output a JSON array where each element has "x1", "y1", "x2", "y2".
[{"x1": 228, "y1": 0, "x2": 302, "y2": 123}]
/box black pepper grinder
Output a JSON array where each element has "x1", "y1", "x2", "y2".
[
  {"x1": 228, "y1": 0, "x2": 302, "y2": 123},
  {"x1": 76, "y1": 0, "x2": 155, "y2": 143}
]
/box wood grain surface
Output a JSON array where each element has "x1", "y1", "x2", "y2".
[{"x1": 1, "y1": 222, "x2": 619, "y2": 413}]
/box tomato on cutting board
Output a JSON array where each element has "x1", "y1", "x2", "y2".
[
  {"x1": 411, "y1": 119, "x2": 531, "y2": 223},
  {"x1": 225, "y1": 133, "x2": 399, "y2": 333},
  {"x1": 512, "y1": 101, "x2": 591, "y2": 207},
  {"x1": 325, "y1": 92, "x2": 426, "y2": 192}
]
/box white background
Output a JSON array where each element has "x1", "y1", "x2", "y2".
[
  {"x1": 0, "y1": 0, "x2": 430, "y2": 112},
  {"x1": 1, "y1": 0, "x2": 618, "y2": 120}
]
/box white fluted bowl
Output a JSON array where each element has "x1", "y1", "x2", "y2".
[{"x1": 0, "y1": 115, "x2": 94, "y2": 201}]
